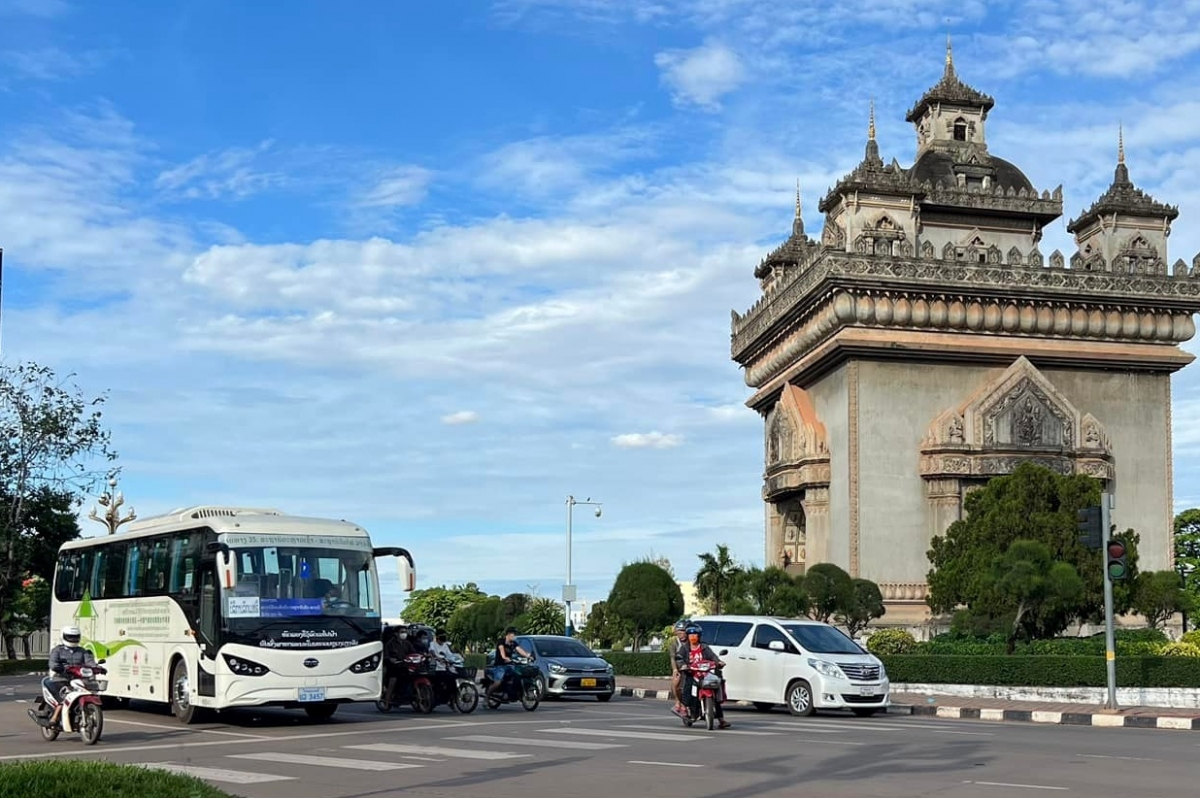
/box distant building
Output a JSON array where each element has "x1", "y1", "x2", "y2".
[{"x1": 677, "y1": 581, "x2": 703, "y2": 616}]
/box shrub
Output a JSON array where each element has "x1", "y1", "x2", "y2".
[
  {"x1": 0, "y1": 658, "x2": 46, "y2": 676},
  {"x1": 865, "y1": 629, "x2": 917, "y2": 656},
  {"x1": 1159, "y1": 642, "x2": 1200, "y2": 657},
  {"x1": 1181, "y1": 630, "x2": 1200, "y2": 648},
  {"x1": 880, "y1": 654, "x2": 1200, "y2": 688},
  {"x1": 605, "y1": 652, "x2": 671, "y2": 677},
  {"x1": 0, "y1": 761, "x2": 234, "y2": 798}
]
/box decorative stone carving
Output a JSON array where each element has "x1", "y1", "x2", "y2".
[
  {"x1": 1007, "y1": 246, "x2": 1023, "y2": 266},
  {"x1": 1027, "y1": 246, "x2": 1044, "y2": 267},
  {"x1": 879, "y1": 583, "x2": 929, "y2": 602},
  {"x1": 921, "y1": 240, "x2": 935, "y2": 259},
  {"x1": 762, "y1": 384, "x2": 831, "y2": 501},
  {"x1": 1050, "y1": 249, "x2": 1065, "y2": 269},
  {"x1": 920, "y1": 357, "x2": 1113, "y2": 481}
]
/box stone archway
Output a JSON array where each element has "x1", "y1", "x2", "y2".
[{"x1": 762, "y1": 384, "x2": 831, "y2": 573}]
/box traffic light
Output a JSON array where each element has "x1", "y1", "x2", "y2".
[
  {"x1": 1107, "y1": 538, "x2": 1128, "y2": 580},
  {"x1": 1077, "y1": 506, "x2": 1102, "y2": 550}
]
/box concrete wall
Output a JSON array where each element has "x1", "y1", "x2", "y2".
[{"x1": 805, "y1": 364, "x2": 849, "y2": 571}]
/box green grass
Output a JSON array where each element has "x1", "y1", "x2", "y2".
[
  {"x1": 0, "y1": 761, "x2": 237, "y2": 798},
  {"x1": 0, "y1": 658, "x2": 45, "y2": 676}
]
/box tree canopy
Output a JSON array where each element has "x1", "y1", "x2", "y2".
[
  {"x1": 694, "y1": 544, "x2": 741, "y2": 614},
  {"x1": 607, "y1": 562, "x2": 683, "y2": 650},
  {"x1": 401, "y1": 583, "x2": 488, "y2": 629}
]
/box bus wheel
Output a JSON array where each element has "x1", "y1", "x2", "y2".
[
  {"x1": 171, "y1": 660, "x2": 200, "y2": 725},
  {"x1": 304, "y1": 704, "x2": 338, "y2": 722}
]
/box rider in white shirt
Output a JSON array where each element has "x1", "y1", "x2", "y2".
[{"x1": 430, "y1": 629, "x2": 454, "y2": 668}]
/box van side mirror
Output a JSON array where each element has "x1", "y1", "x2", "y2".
[{"x1": 768, "y1": 640, "x2": 785, "y2": 652}]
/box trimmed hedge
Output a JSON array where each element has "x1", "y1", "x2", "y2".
[
  {"x1": 0, "y1": 761, "x2": 233, "y2": 798},
  {"x1": 0, "y1": 658, "x2": 45, "y2": 676},
  {"x1": 604, "y1": 652, "x2": 670, "y2": 677},
  {"x1": 879, "y1": 654, "x2": 1200, "y2": 688}
]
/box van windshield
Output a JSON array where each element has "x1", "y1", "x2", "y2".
[{"x1": 780, "y1": 624, "x2": 864, "y2": 654}]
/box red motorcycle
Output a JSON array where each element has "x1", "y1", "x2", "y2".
[
  {"x1": 681, "y1": 660, "x2": 725, "y2": 731},
  {"x1": 377, "y1": 653, "x2": 437, "y2": 714}
]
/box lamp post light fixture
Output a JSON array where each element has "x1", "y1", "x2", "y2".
[
  {"x1": 88, "y1": 476, "x2": 136, "y2": 536},
  {"x1": 564, "y1": 495, "x2": 601, "y2": 637},
  {"x1": 1178, "y1": 561, "x2": 1196, "y2": 634}
]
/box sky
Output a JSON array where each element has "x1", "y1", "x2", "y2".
[{"x1": 4, "y1": 0, "x2": 1200, "y2": 618}]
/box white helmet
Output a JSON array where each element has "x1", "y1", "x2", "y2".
[{"x1": 61, "y1": 626, "x2": 81, "y2": 646}]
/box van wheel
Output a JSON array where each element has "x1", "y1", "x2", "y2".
[
  {"x1": 785, "y1": 680, "x2": 814, "y2": 717},
  {"x1": 753, "y1": 702, "x2": 774, "y2": 712}
]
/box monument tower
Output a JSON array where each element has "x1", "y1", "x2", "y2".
[{"x1": 730, "y1": 41, "x2": 1200, "y2": 624}]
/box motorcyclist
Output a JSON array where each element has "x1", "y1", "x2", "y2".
[
  {"x1": 381, "y1": 623, "x2": 415, "y2": 707},
  {"x1": 674, "y1": 624, "x2": 731, "y2": 729},
  {"x1": 485, "y1": 626, "x2": 532, "y2": 701},
  {"x1": 428, "y1": 629, "x2": 458, "y2": 701},
  {"x1": 36, "y1": 626, "x2": 98, "y2": 724},
  {"x1": 668, "y1": 619, "x2": 688, "y2": 717}
]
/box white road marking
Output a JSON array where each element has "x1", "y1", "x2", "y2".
[
  {"x1": 617, "y1": 724, "x2": 778, "y2": 736},
  {"x1": 932, "y1": 729, "x2": 994, "y2": 737},
  {"x1": 140, "y1": 763, "x2": 294, "y2": 784},
  {"x1": 628, "y1": 760, "x2": 703, "y2": 768},
  {"x1": 229, "y1": 752, "x2": 421, "y2": 770},
  {"x1": 106, "y1": 717, "x2": 269, "y2": 739},
  {"x1": 449, "y1": 734, "x2": 626, "y2": 750},
  {"x1": 538, "y1": 728, "x2": 704, "y2": 742},
  {"x1": 346, "y1": 743, "x2": 531, "y2": 760},
  {"x1": 964, "y1": 781, "x2": 1069, "y2": 791},
  {"x1": 1078, "y1": 753, "x2": 1162, "y2": 762}
]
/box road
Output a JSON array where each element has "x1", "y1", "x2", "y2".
[{"x1": 0, "y1": 683, "x2": 1195, "y2": 797}]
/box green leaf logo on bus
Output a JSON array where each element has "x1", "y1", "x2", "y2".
[{"x1": 73, "y1": 589, "x2": 145, "y2": 659}]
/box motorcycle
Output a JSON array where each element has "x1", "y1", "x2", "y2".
[
  {"x1": 28, "y1": 661, "x2": 108, "y2": 745},
  {"x1": 680, "y1": 660, "x2": 725, "y2": 731},
  {"x1": 436, "y1": 653, "x2": 479, "y2": 714},
  {"x1": 377, "y1": 653, "x2": 439, "y2": 714},
  {"x1": 479, "y1": 655, "x2": 540, "y2": 711}
]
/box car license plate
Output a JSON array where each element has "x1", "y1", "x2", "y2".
[
  {"x1": 858, "y1": 686, "x2": 876, "y2": 697},
  {"x1": 580, "y1": 678, "x2": 597, "y2": 688},
  {"x1": 298, "y1": 687, "x2": 326, "y2": 702}
]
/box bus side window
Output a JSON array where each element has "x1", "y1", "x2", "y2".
[
  {"x1": 100, "y1": 543, "x2": 128, "y2": 599},
  {"x1": 199, "y1": 566, "x2": 218, "y2": 654}
]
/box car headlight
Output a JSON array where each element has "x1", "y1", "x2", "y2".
[
  {"x1": 350, "y1": 653, "x2": 382, "y2": 674},
  {"x1": 223, "y1": 654, "x2": 269, "y2": 677},
  {"x1": 807, "y1": 658, "x2": 846, "y2": 679},
  {"x1": 605, "y1": 663, "x2": 614, "y2": 674},
  {"x1": 548, "y1": 661, "x2": 567, "y2": 675}
]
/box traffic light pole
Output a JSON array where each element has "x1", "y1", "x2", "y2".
[{"x1": 1101, "y1": 491, "x2": 1117, "y2": 711}]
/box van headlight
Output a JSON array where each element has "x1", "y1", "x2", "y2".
[{"x1": 807, "y1": 658, "x2": 846, "y2": 679}]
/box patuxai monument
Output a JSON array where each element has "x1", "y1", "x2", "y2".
[{"x1": 730, "y1": 41, "x2": 1200, "y2": 625}]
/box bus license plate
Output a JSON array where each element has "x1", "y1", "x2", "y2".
[
  {"x1": 298, "y1": 687, "x2": 326, "y2": 702},
  {"x1": 858, "y1": 686, "x2": 876, "y2": 697},
  {"x1": 580, "y1": 678, "x2": 597, "y2": 688}
]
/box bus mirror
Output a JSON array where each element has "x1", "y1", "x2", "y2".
[
  {"x1": 206, "y1": 541, "x2": 230, "y2": 556},
  {"x1": 397, "y1": 558, "x2": 415, "y2": 592}
]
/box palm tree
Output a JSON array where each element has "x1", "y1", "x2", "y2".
[
  {"x1": 522, "y1": 597, "x2": 567, "y2": 635},
  {"x1": 695, "y1": 544, "x2": 743, "y2": 615}
]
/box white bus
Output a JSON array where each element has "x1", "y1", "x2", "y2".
[{"x1": 50, "y1": 506, "x2": 415, "y2": 724}]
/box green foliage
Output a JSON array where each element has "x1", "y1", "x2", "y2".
[
  {"x1": 1181, "y1": 630, "x2": 1200, "y2": 648},
  {"x1": 401, "y1": 583, "x2": 488, "y2": 630},
  {"x1": 978, "y1": 539, "x2": 1086, "y2": 651},
  {"x1": 1159, "y1": 642, "x2": 1200, "y2": 657},
  {"x1": 836, "y1": 578, "x2": 886, "y2": 636},
  {"x1": 446, "y1": 597, "x2": 506, "y2": 652},
  {"x1": 580, "y1": 600, "x2": 627, "y2": 649},
  {"x1": 927, "y1": 463, "x2": 1139, "y2": 634},
  {"x1": 0, "y1": 760, "x2": 234, "y2": 798},
  {"x1": 0, "y1": 657, "x2": 46, "y2": 674},
  {"x1": 879, "y1": 654, "x2": 1200, "y2": 688},
  {"x1": 607, "y1": 562, "x2": 683, "y2": 650},
  {"x1": 917, "y1": 628, "x2": 1168, "y2": 657},
  {"x1": 728, "y1": 566, "x2": 808, "y2": 617},
  {"x1": 1133, "y1": 571, "x2": 1190, "y2": 630},
  {"x1": 865, "y1": 628, "x2": 917, "y2": 656},
  {"x1": 804, "y1": 562, "x2": 853, "y2": 623},
  {"x1": 603, "y1": 651, "x2": 672, "y2": 677},
  {"x1": 516, "y1": 597, "x2": 566, "y2": 636},
  {"x1": 694, "y1": 544, "x2": 743, "y2": 615}
]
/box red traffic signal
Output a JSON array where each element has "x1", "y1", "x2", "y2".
[
  {"x1": 1107, "y1": 538, "x2": 1128, "y2": 580},
  {"x1": 1107, "y1": 540, "x2": 1126, "y2": 559}
]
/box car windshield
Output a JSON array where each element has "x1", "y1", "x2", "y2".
[
  {"x1": 223, "y1": 537, "x2": 380, "y2": 619},
  {"x1": 780, "y1": 624, "x2": 864, "y2": 654},
  {"x1": 534, "y1": 639, "x2": 596, "y2": 658}
]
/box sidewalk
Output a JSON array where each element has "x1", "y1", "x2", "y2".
[{"x1": 614, "y1": 676, "x2": 1200, "y2": 731}]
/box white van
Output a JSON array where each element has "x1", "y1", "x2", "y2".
[{"x1": 686, "y1": 615, "x2": 889, "y2": 717}]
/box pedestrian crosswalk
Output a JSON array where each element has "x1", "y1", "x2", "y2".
[{"x1": 132, "y1": 716, "x2": 944, "y2": 787}]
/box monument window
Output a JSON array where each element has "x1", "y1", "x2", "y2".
[{"x1": 953, "y1": 118, "x2": 968, "y2": 141}]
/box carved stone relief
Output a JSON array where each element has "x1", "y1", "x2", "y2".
[{"x1": 762, "y1": 383, "x2": 831, "y2": 502}]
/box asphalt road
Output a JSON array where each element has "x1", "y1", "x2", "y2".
[{"x1": 0, "y1": 682, "x2": 1195, "y2": 798}]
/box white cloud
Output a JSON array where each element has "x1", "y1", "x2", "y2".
[
  {"x1": 356, "y1": 165, "x2": 432, "y2": 209},
  {"x1": 155, "y1": 140, "x2": 286, "y2": 201},
  {"x1": 654, "y1": 40, "x2": 745, "y2": 111},
  {"x1": 611, "y1": 432, "x2": 684, "y2": 449},
  {"x1": 4, "y1": 47, "x2": 112, "y2": 81},
  {"x1": 442, "y1": 410, "x2": 479, "y2": 425}
]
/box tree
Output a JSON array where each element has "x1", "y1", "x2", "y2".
[
  {"x1": 1133, "y1": 571, "x2": 1190, "y2": 631},
  {"x1": 695, "y1": 544, "x2": 742, "y2": 615},
  {"x1": 0, "y1": 363, "x2": 117, "y2": 658},
  {"x1": 730, "y1": 566, "x2": 808, "y2": 617},
  {"x1": 580, "y1": 601, "x2": 627, "y2": 649},
  {"x1": 607, "y1": 562, "x2": 684, "y2": 651},
  {"x1": 835, "y1": 578, "x2": 886, "y2": 637},
  {"x1": 401, "y1": 583, "x2": 488, "y2": 629},
  {"x1": 517, "y1": 597, "x2": 566, "y2": 635},
  {"x1": 976, "y1": 539, "x2": 1085, "y2": 652},
  {"x1": 927, "y1": 463, "x2": 1137, "y2": 633},
  {"x1": 804, "y1": 562, "x2": 853, "y2": 623},
  {"x1": 8, "y1": 575, "x2": 50, "y2": 658},
  {"x1": 1175, "y1": 509, "x2": 1200, "y2": 604},
  {"x1": 446, "y1": 597, "x2": 505, "y2": 652}
]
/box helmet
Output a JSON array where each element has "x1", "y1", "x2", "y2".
[
  {"x1": 673, "y1": 620, "x2": 688, "y2": 631},
  {"x1": 61, "y1": 626, "x2": 81, "y2": 646},
  {"x1": 685, "y1": 624, "x2": 702, "y2": 638}
]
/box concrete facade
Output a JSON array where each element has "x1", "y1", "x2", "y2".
[{"x1": 731, "y1": 42, "x2": 1200, "y2": 623}]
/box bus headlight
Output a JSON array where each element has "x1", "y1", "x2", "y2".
[
  {"x1": 350, "y1": 653, "x2": 382, "y2": 674},
  {"x1": 223, "y1": 654, "x2": 269, "y2": 677}
]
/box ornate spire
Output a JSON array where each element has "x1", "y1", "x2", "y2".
[
  {"x1": 1118, "y1": 122, "x2": 1125, "y2": 164},
  {"x1": 864, "y1": 99, "x2": 881, "y2": 164},
  {"x1": 1066, "y1": 132, "x2": 1178, "y2": 234},
  {"x1": 793, "y1": 179, "x2": 804, "y2": 237},
  {"x1": 905, "y1": 39, "x2": 995, "y2": 123},
  {"x1": 945, "y1": 33, "x2": 955, "y2": 79},
  {"x1": 868, "y1": 98, "x2": 876, "y2": 141}
]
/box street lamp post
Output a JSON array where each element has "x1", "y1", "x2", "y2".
[
  {"x1": 88, "y1": 477, "x2": 136, "y2": 536},
  {"x1": 565, "y1": 495, "x2": 601, "y2": 637}
]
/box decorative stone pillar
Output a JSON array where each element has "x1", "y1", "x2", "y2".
[
  {"x1": 800, "y1": 486, "x2": 830, "y2": 569},
  {"x1": 925, "y1": 478, "x2": 962, "y2": 541}
]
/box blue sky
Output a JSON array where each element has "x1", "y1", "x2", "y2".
[{"x1": 4, "y1": 0, "x2": 1200, "y2": 617}]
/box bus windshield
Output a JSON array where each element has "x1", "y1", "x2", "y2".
[{"x1": 225, "y1": 542, "x2": 381, "y2": 621}]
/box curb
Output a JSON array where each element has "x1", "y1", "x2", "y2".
[{"x1": 615, "y1": 687, "x2": 1200, "y2": 728}]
